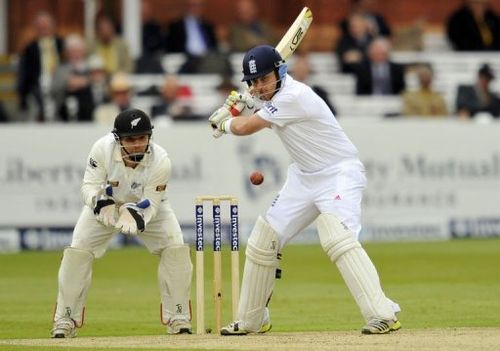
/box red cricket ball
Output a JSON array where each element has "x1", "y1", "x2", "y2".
[{"x1": 249, "y1": 171, "x2": 264, "y2": 185}]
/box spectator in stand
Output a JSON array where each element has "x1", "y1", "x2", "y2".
[
  {"x1": 350, "y1": 38, "x2": 405, "y2": 96},
  {"x1": 292, "y1": 55, "x2": 337, "y2": 115},
  {"x1": 336, "y1": 14, "x2": 374, "y2": 73},
  {"x1": 455, "y1": 63, "x2": 500, "y2": 118},
  {"x1": 135, "y1": 0, "x2": 165, "y2": 75},
  {"x1": 17, "y1": 12, "x2": 64, "y2": 122},
  {"x1": 141, "y1": 0, "x2": 164, "y2": 55},
  {"x1": 151, "y1": 75, "x2": 202, "y2": 122},
  {"x1": 208, "y1": 75, "x2": 240, "y2": 113},
  {"x1": 51, "y1": 34, "x2": 94, "y2": 122},
  {"x1": 164, "y1": 0, "x2": 219, "y2": 73},
  {"x1": 228, "y1": 0, "x2": 276, "y2": 52},
  {"x1": 447, "y1": 0, "x2": 500, "y2": 51},
  {"x1": 0, "y1": 101, "x2": 9, "y2": 122},
  {"x1": 93, "y1": 72, "x2": 132, "y2": 125},
  {"x1": 165, "y1": 0, "x2": 217, "y2": 55},
  {"x1": 340, "y1": 0, "x2": 391, "y2": 38},
  {"x1": 401, "y1": 64, "x2": 448, "y2": 117},
  {"x1": 90, "y1": 16, "x2": 133, "y2": 75},
  {"x1": 88, "y1": 55, "x2": 110, "y2": 107}
]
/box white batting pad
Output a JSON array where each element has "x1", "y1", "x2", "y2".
[
  {"x1": 238, "y1": 216, "x2": 279, "y2": 332},
  {"x1": 317, "y1": 214, "x2": 394, "y2": 321},
  {"x1": 55, "y1": 247, "x2": 94, "y2": 325},
  {"x1": 159, "y1": 245, "x2": 193, "y2": 323}
]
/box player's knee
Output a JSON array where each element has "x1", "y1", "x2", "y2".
[
  {"x1": 246, "y1": 216, "x2": 280, "y2": 266},
  {"x1": 317, "y1": 213, "x2": 361, "y2": 262},
  {"x1": 160, "y1": 244, "x2": 191, "y2": 263},
  {"x1": 159, "y1": 244, "x2": 192, "y2": 277},
  {"x1": 62, "y1": 247, "x2": 94, "y2": 264}
]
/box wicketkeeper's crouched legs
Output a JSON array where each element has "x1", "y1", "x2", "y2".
[
  {"x1": 158, "y1": 244, "x2": 193, "y2": 334},
  {"x1": 52, "y1": 247, "x2": 94, "y2": 338},
  {"x1": 221, "y1": 216, "x2": 279, "y2": 334},
  {"x1": 317, "y1": 214, "x2": 400, "y2": 333}
]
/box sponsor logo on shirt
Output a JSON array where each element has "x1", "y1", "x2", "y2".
[
  {"x1": 131, "y1": 182, "x2": 141, "y2": 189},
  {"x1": 264, "y1": 102, "x2": 278, "y2": 114},
  {"x1": 155, "y1": 184, "x2": 166, "y2": 192},
  {"x1": 89, "y1": 157, "x2": 98, "y2": 168}
]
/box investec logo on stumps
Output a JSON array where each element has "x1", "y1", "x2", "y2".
[
  {"x1": 213, "y1": 206, "x2": 222, "y2": 251},
  {"x1": 230, "y1": 205, "x2": 239, "y2": 251},
  {"x1": 195, "y1": 205, "x2": 204, "y2": 251}
]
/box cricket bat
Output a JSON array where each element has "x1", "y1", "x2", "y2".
[
  {"x1": 228, "y1": 7, "x2": 313, "y2": 116},
  {"x1": 275, "y1": 7, "x2": 314, "y2": 61}
]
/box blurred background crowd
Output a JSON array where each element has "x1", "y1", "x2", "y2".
[{"x1": 1, "y1": 0, "x2": 500, "y2": 125}]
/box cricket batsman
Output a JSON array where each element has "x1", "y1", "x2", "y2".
[
  {"x1": 51, "y1": 109, "x2": 192, "y2": 337},
  {"x1": 209, "y1": 45, "x2": 401, "y2": 335}
]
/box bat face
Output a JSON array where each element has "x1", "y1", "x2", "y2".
[{"x1": 275, "y1": 7, "x2": 313, "y2": 61}]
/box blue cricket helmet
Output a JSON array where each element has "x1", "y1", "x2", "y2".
[{"x1": 242, "y1": 45, "x2": 286, "y2": 82}]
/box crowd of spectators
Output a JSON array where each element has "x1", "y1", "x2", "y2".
[{"x1": 3, "y1": 0, "x2": 500, "y2": 124}]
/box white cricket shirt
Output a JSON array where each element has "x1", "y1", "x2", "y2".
[
  {"x1": 257, "y1": 74, "x2": 359, "y2": 173},
  {"x1": 81, "y1": 133, "x2": 170, "y2": 218}
]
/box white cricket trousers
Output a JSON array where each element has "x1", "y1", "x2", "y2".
[
  {"x1": 71, "y1": 202, "x2": 185, "y2": 258},
  {"x1": 266, "y1": 160, "x2": 366, "y2": 250}
]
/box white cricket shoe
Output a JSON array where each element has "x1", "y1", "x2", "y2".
[
  {"x1": 221, "y1": 308, "x2": 272, "y2": 335},
  {"x1": 220, "y1": 321, "x2": 249, "y2": 335},
  {"x1": 51, "y1": 317, "x2": 77, "y2": 338},
  {"x1": 361, "y1": 318, "x2": 401, "y2": 334},
  {"x1": 167, "y1": 318, "x2": 192, "y2": 334}
]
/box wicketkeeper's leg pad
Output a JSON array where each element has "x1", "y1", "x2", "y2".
[
  {"x1": 159, "y1": 244, "x2": 193, "y2": 325},
  {"x1": 238, "y1": 216, "x2": 280, "y2": 332},
  {"x1": 54, "y1": 247, "x2": 94, "y2": 326},
  {"x1": 317, "y1": 214, "x2": 394, "y2": 321}
]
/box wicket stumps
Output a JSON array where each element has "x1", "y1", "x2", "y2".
[{"x1": 195, "y1": 195, "x2": 240, "y2": 335}]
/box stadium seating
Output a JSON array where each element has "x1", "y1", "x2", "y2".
[{"x1": 128, "y1": 51, "x2": 500, "y2": 119}]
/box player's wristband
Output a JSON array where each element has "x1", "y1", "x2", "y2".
[{"x1": 222, "y1": 118, "x2": 233, "y2": 134}]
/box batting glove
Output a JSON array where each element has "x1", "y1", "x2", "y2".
[
  {"x1": 93, "y1": 184, "x2": 116, "y2": 227},
  {"x1": 208, "y1": 108, "x2": 231, "y2": 138},
  {"x1": 115, "y1": 199, "x2": 151, "y2": 235},
  {"x1": 224, "y1": 91, "x2": 255, "y2": 116}
]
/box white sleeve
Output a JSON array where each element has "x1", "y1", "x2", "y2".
[
  {"x1": 142, "y1": 154, "x2": 170, "y2": 222},
  {"x1": 81, "y1": 139, "x2": 108, "y2": 209},
  {"x1": 256, "y1": 93, "x2": 306, "y2": 127}
]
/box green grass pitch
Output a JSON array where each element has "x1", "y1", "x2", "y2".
[{"x1": 0, "y1": 238, "x2": 499, "y2": 349}]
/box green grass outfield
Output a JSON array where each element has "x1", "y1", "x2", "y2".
[{"x1": 0, "y1": 238, "x2": 499, "y2": 350}]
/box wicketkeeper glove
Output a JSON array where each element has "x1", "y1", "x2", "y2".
[
  {"x1": 224, "y1": 90, "x2": 255, "y2": 116},
  {"x1": 115, "y1": 199, "x2": 151, "y2": 235},
  {"x1": 93, "y1": 184, "x2": 116, "y2": 227}
]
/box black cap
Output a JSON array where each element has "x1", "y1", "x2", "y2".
[
  {"x1": 112, "y1": 108, "x2": 153, "y2": 138},
  {"x1": 478, "y1": 64, "x2": 495, "y2": 80}
]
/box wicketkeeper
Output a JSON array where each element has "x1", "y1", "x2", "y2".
[
  {"x1": 51, "y1": 109, "x2": 192, "y2": 337},
  {"x1": 209, "y1": 45, "x2": 401, "y2": 335}
]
